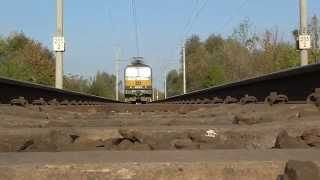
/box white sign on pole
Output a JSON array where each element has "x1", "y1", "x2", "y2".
[
  {"x1": 299, "y1": 35, "x2": 311, "y2": 50},
  {"x1": 53, "y1": 37, "x2": 65, "y2": 52}
]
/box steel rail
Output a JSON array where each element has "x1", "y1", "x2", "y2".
[
  {"x1": 158, "y1": 63, "x2": 320, "y2": 103},
  {"x1": 0, "y1": 76, "x2": 118, "y2": 105}
]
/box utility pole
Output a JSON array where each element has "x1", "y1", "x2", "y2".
[
  {"x1": 115, "y1": 61, "x2": 119, "y2": 101},
  {"x1": 156, "y1": 89, "x2": 159, "y2": 101},
  {"x1": 115, "y1": 47, "x2": 121, "y2": 101},
  {"x1": 182, "y1": 46, "x2": 186, "y2": 94},
  {"x1": 299, "y1": 0, "x2": 309, "y2": 66},
  {"x1": 54, "y1": 0, "x2": 65, "y2": 89},
  {"x1": 164, "y1": 71, "x2": 167, "y2": 99}
]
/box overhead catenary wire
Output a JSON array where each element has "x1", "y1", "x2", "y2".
[
  {"x1": 182, "y1": 0, "x2": 210, "y2": 42},
  {"x1": 218, "y1": 0, "x2": 250, "y2": 33},
  {"x1": 182, "y1": 0, "x2": 200, "y2": 38},
  {"x1": 106, "y1": 1, "x2": 117, "y2": 46},
  {"x1": 185, "y1": 0, "x2": 209, "y2": 36},
  {"x1": 176, "y1": 0, "x2": 209, "y2": 95},
  {"x1": 130, "y1": 0, "x2": 141, "y2": 57}
]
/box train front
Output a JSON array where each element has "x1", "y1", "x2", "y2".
[{"x1": 124, "y1": 58, "x2": 153, "y2": 103}]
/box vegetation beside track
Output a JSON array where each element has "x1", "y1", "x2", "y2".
[
  {"x1": 0, "y1": 33, "x2": 117, "y2": 99},
  {"x1": 167, "y1": 18, "x2": 320, "y2": 97}
]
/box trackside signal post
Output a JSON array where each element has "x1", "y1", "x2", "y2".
[
  {"x1": 299, "y1": 0, "x2": 310, "y2": 66},
  {"x1": 54, "y1": 0, "x2": 65, "y2": 89}
]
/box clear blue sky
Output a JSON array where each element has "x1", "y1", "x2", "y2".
[{"x1": 0, "y1": 0, "x2": 319, "y2": 89}]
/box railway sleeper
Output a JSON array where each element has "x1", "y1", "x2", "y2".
[
  {"x1": 307, "y1": 88, "x2": 320, "y2": 107},
  {"x1": 10, "y1": 97, "x2": 28, "y2": 107},
  {"x1": 265, "y1": 92, "x2": 288, "y2": 106},
  {"x1": 179, "y1": 100, "x2": 184, "y2": 104},
  {"x1": 224, "y1": 96, "x2": 238, "y2": 104},
  {"x1": 181, "y1": 100, "x2": 188, "y2": 104},
  {"x1": 93, "y1": 102, "x2": 99, "y2": 106},
  {"x1": 202, "y1": 98, "x2": 211, "y2": 104},
  {"x1": 70, "y1": 100, "x2": 78, "y2": 106},
  {"x1": 48, "y1": 99, "x2": 59, "y2": 106},
  {"x1": 195, "y1": 99, "x2": 204, "y2": 104},
  {"x1": 60, "y1": 100, "x2": 69, "y2": 106},
  {"x1": 32, "y1": 98, "x2": 47, "y2": 106},
  {"x1": 211, "y1": 97, "x2": 224, "y2": 104},
  {"x1": 81, "y1": 101, "x2": 87, "y2": 105},
  {"x1": 193, "y1": 98, "x2": 210, "y2": 104},
  {"x1": 240, "y1": 95, "x2": 257, "y2": 105}
]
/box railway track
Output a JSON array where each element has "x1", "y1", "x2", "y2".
[
  {"x1": 0, "y1": 76, "x2": 117, "y2": 105},
  {"x1": 159, "y1": 63, "x2": 320, "y2": 105},
  {"x1": 0, "y1": 64, "x2": 320, "y2": 179},
  {"x1": 1, "y1": 63, "x2": 319, "y2": 106}
]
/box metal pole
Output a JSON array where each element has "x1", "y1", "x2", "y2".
[
  {"x1": 164, "y1": 71, "x2": 167, "y2": 99},
  {"x1": 115, "y1": 47, "x2": 121, "y2": 101},
  {"x1": 300, "y1": 0, "x2": 309, "y2": 66},
  {"x1": 182, "y1": 46, "x2": 186, "y2": 94},
  {"x1": 115, "y1": 62, "x2": 119, "y2": 101},
  {"x1": 156, "y1": 89, "x2": 159, "y2": 101},
  {"x1": 55, "y1": 0, "x2": 64, "y2": 89}
]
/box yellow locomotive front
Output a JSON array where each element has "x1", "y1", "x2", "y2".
[{"x1": 124, "y1": 58, "x2": 152, "y2": 103}]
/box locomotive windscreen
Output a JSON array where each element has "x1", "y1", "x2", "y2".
[{"x1": 125, "y1": 67, "x2": 152, "y2": 80}]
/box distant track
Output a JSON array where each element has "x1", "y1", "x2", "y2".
[
  {"x1": 0, "y1": 76, "x2": 118, "y2": 105},
  {"x1": 158, "y1": 63, "x2": 320, "y2": 104}
]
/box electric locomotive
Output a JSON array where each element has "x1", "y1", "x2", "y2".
[{"x1": 124, "y1": 57, "x2": 153, "y2": 103}]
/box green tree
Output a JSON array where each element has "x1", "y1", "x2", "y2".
[
  {"x1": 223, "y1": 39, "x2": 251, "y2": 81},
  {"x1": 185, "y1": 35, "x2": 210, "y2": 91},
  {"x1": 167, "y1": 19, "x2": 303, "y2": 95},
  {"x1": 0, "y1": 32, "x2": 119, "y2": 99},
  {"x1": 88, "y1": 71, "x2": 116, "y2": 99},
  {"x1": 231, "y1": 19, "x2": 259, "y2": 51},
  {"x1": 0, "y1": 33, "x2": 55, "y2": 85},
  {"x1": 166, "y1": 70, "x2": 182, "y2": 97},
  {"x1": 205, "y1": 64, "x2": 226, "y2": 87},
  {"x1": 64, "y1": 74, "x2": 90, "y2": 93}
]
